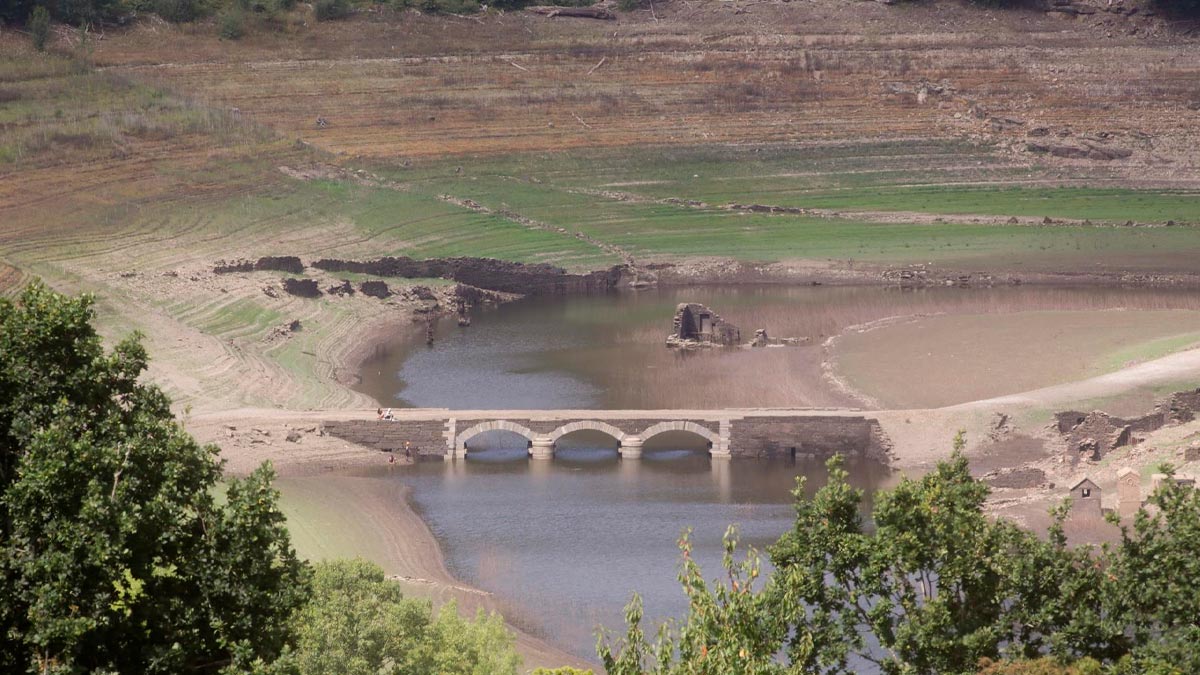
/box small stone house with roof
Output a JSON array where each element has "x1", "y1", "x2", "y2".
[{"x1": 1069, "y1": 477, "x2": 1102, "y2": 515}]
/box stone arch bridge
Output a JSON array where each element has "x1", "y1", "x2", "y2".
[{"x1": 321, "y1": 409, "x2": 891, "y2": 462}]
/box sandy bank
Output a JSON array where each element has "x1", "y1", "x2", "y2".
[
  {"x1": 276, "y1": 472, "x2": 594, "y2": 672},
  {"x1": 189, "y1": 408, "x2": 591, "y2": 671}
]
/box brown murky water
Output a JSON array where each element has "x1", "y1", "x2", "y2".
[{"x1": 356, "y1": 285, "x2": 1200, "y2": 410}]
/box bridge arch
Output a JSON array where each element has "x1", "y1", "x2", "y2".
[
  {"x1": 639, "y1": 421, "x2": 720, "y2": 453},
  {"x1": 548, "y1": 421, "x2": 628, "y2": 445},
  {"x1": 456, "y1": 420, "x2": 537, "y2": 453}
]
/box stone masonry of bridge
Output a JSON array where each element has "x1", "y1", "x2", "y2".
[{"x1": 320, "y1": 409, "x2": 893, "y2": 462}]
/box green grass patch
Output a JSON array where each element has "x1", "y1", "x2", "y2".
[
  {"x1": 193, "y1": 298, "x2": 283, "y2": 337},
  {"x1": 1092, "y1": 332, "x2": 1200, "y2": 375}
]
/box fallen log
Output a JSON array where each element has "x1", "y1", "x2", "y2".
[{"x1": 526, "y1": 5, "x2": 616, "y2": 19}]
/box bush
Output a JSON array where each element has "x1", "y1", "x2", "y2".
[
  {"x1": 314, "y1": 0, "x2": 351, "y2": 20},
  {"x1": 616, "y1": 0, "x2": 639, "y2": 11},
  {"x1": 1153, "y1": 0, "x2": 1200, "y2": 16},
  {"x1": 218, "y1": 10, "x2": 245, "y2": 38},
  {"x1": 154, "y1": 0, "x2": 204, "y2": 22},
  {"x1": 29, "y1": 6, "x2": 51, "y2": 51},
  {"x1": 278, "y1": 558, "x2": 521, "y2": 675}
]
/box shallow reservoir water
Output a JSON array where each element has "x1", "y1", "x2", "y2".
[
  {"x1": 279, "y1": 442, "x2": 893, "y2": 663},
  {"x1": 355, "y1": 285, "x2": 1200, "y2": 410}
]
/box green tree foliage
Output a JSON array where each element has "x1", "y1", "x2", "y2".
[
  {"x1": 0, "y1": 281, "x2": 309, "y2": 674},
  {"x1": 7, "y1": 0, "x2": 124, "y2": 25},
  {"x1": 29, "y1": 6, "x2": 51, "y2": 51},
  {"x1": 976, "y1": 657, "x2": 1103, "y2": 675},
  {"x1": 219, "y1": 10, "x2": 246, "y2": 38},
  {"x1": 599, "y1": 527, "x2": 788, "y2": 675},
  {"x1": 276, "y1": 558, "x2": 521, "y2": 675},
  {"x1": 153, "y1": 0, "x2": 205, "y2": 22},
  {"x1": 599, "y1": 451, "x2": 1200, "y2": 674},
  {"x1": 1102, "y1": 470, "x2": 1200, "y2": 674}
]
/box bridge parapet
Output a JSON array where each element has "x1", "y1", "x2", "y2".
[{"x1": 321, "y1": 410, "x2": 892, "y2": 463}]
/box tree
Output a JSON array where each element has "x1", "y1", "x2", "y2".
[
  {"x1": 29, "y1": 6, "x2": 51, "y2": 52},
  {"x1": 598, "y1": 451, "x2": 1146, "y2": 674},
  {"x1": 0, "y1": 281, "x2": 309, "y2": 674},
  {"x1": 1104, "y1": 468, "x2": 1200, "y2": 674},
  {"x1": 277, "y1": 558, "x2": 521, "y2": 675},
  {"x1": 599, "y1": 527, "x2": 789, "y2": 675}
]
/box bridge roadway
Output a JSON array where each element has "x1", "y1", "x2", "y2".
[{"x1": 321, "y1": 408, "x2": 891, "y2": 462}]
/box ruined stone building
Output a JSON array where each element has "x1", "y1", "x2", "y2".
[{"x1": 668, "y1": 303, "x2": 740, "y2": 347}]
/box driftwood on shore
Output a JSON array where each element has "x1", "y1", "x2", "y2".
[{"x1": 526, "y1": 5, "x2": 616, "y2": 19}]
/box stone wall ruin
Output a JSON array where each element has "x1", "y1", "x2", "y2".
[
  {"x1": 1056, "y1": 388, "x2": 1200, "y2": 463},
  {"x1": 667, "y1": 303, "x2": 741, "y2": 347}
]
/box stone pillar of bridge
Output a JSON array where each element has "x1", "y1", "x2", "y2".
[
  {"x1": 530, "y1": 437, "x2": 555, "y2": 460},
  {"x1": 712, "y1": 418, "x2": 733, "y2": 459},
  {"x1": 618, "y1": 436, "x2": 644, "y2": 459}
]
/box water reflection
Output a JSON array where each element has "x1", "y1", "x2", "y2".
[
  {"x1": 340, "y1": 443, "x2": 895, "y2": 661},
  {"x1": 356, "y1": 285, "x2": 1200, "y2": 410}
]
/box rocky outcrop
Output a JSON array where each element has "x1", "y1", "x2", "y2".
[{"x1": 214, "y1": 256, "x2": 305, "y2": 275}]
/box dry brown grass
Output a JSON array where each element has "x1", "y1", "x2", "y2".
[{"x1": 57, "y1": 0, "x2": 1193, "y2": 176}]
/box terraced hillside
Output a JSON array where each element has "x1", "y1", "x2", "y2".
[{"x1": 2, "y1": 0, "x2": 1199, "y2": 414}]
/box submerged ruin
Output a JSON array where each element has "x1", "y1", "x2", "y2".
[
  {"x1": 665, "y1": 303, "x2": 810, "y2": 349},
  {"x1": 667, "y1": 303, "x2": 741, "y2": 348}
]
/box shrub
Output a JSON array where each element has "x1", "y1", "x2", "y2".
[
  {"x1": 314, "y1": 0, "x2": 351, "y2": 20},
  {"x1": 1153, "y1": 0, "x2": 1200, "y2": 16},
  {"x1": 277, "y1": 558, "x2": 521, "y2": 675},
  {"x1": 617, "y1": 0, "x2": 639, "y2": 11},
  {"x1": 29, "y1": 6, "x2": 51, "y2": 51},
  {"x1": 219, "y1": 10, "x2": 245, "y2": 38},
  {"x1": 154, "y1": 0, "x2": 203, "y2": 22}
]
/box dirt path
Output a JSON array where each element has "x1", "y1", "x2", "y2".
[{"x1": 956, "y1": 345, "x2": 1200, "y2": 411}]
